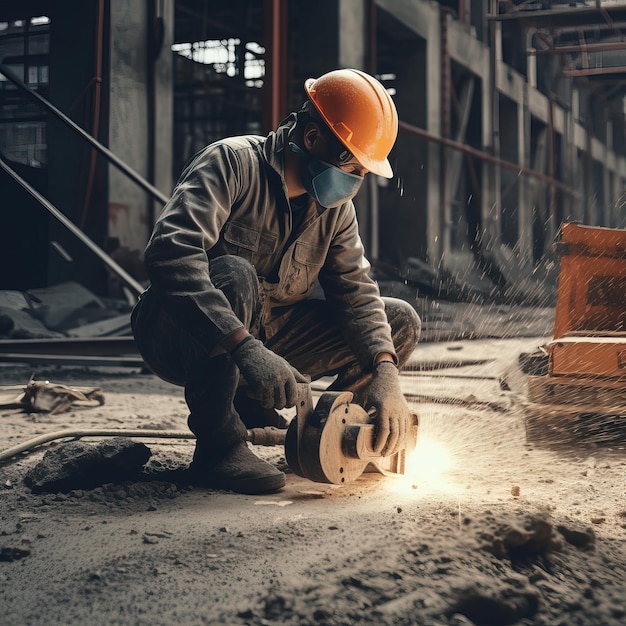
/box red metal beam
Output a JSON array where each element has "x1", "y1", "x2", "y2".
[
  {"x1": 563, "y1": 66, "x2": 626, "y2": 77},
  {"x1": 532, "y1": 41, "x2": 626, "y2": 55},
  {"x1": 263, "y1": 0, "x2": 287, "y2": 133},
  {"x1": 398, "y1": 120, "x2": 578, "y2": 196}
]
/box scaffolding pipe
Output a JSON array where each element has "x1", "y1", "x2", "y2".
[
  {"x1": 0, "y1": 157, "x2": 145, "y2": 297},
  {"x1": 0, "y1": 62, "x2": 169, "y2": 206},
  {"x1": 398, "y1": 119, "x2": 578, "y2": 196},
  {"x1": 563, "y1": 66, "x2": 626, "y2": 77},
  {"x1": 532, "y1": 41, "x2": 626, "y2": 55}
]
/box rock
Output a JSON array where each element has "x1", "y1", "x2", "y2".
[
  {"x1": 236, "y1": 605, "x2": 254, "y2": 619},
  {"x1": 482, "y1": 515, "x2": 560, "y2": 560},
  {"x1": 557, "y1": 525, "x2": 596, "y2": 549},
  {"x1": 23, "y1": 438, "x2": 152, "y2": 493},
  {"x1": 449, "y1": 582, "x2": 540, "y2": 625},
  {"x1": 0, "y1": 546, "x2": 30, "y2": 562},
  {"x1": 263, "y1": 593, "x2": 292, "y2": 620}
]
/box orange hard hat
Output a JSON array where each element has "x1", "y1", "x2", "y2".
[{"x1": 304, "y1": 69, "x2": 398, "y2": 178}]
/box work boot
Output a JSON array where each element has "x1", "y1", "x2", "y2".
[
  {"x1": 234, "y1": 391, "x2": 289, "y2": 429},
  {"x1": 188, "y1": 441, "x2": 285, "y2": 495}
]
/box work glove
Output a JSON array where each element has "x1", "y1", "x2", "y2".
[
  {"x1": 231, "y1": 337, "x2": 308, "y2": 410},
  {"x1": 365, "y1": 361, "x2": 410, "y2": 457}
]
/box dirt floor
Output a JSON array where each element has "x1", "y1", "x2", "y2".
[{"x1": 0, "y1": 306, "x2": 625, "y2": 626}]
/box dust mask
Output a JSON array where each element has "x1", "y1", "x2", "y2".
[{"x1": 290, "y1": 142, "x2": 363, "y2": 208}]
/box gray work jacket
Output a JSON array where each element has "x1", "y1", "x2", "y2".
[{"x1": 143, "y1": 116, "x2": 396, "y2": 370}]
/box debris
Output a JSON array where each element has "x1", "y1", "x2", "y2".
[
  {"x1": 66, "y1": 314, "x2": 131, "y2": 338},
  {"x1": 524, "y1": 223, "x2": 626, "y2": 444},
  {"x1": 0, "y1": 379, "x2": 105, "y2": 414},
  {"x1": 23, "y1": 437, "x2": 151, "y2": 493},
  {"x1": 480, "y1": 514, "x2": 560, "y2": 560},
  {"x1": 0, "y1": 290, "x2": 64, "y2": 339},
  {"x1": 511, "y1": 486, "x2": 520, "y2": 498},
  {"x1": 27, "y1": 282, "x2": 106, "y2": 331},
  {"x1": 0, "y1": 282, "x2": 135, "y2": 348}
]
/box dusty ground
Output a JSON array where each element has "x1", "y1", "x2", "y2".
[{"x1": 1, "y1": 307, "x2": 625, "y2": 625}]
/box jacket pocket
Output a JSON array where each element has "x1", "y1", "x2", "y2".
[
  {"x1": 223, "y1": 221, "x2": 260, "y2": 261},
  {"x1": 285, "y1": 241, "x2": 327, "y2": 296}
]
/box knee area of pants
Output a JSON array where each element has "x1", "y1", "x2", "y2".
[
  {"x1": 210, "y1": 255, "x2": 258, "y2": 290},
  {"x1": 402, "y1": 303, "x2": 421, "y2": 344},
  {"x1": 386, "y1": 298, "x2": 421, "y2": 345},
  {"x1": 215, "y1": 255, "x2": 256, "y2": 277}
]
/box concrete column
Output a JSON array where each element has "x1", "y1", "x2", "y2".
[
  {"x1": 604, "y1": 121, "x2": 613, "y2": 227},
  {"x1": 339, "y1": 0, "x2": 366, "y2": 68},
  {"x1": 563, "y1": 92, "x2": 575, "y2": 221},
  {"x1": 518, "y1": 86, "x2": 532, "y2": 270},
  {"x1": 489, "y1": 20, "x2": 502, "y2": 247},
  {"x1": 426, "y1": 9, "x2": 442, "y2": 265},
  {"x1": 108, "y1": 0, "x2": 173, "y2": 254},
  {"x1": 481, "y1": 39, "x2": 494, "y2": 251}
]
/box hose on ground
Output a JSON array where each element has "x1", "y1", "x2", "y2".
[{"x1": 0, "y1": 426, "x2": 287, "y2": 465}]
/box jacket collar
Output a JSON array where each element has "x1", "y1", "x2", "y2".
[
  {"x1": 263, "y1": 114, "x2": 326, "y2": 222},
  {"x1": 263, "y1": 113, "x2": 296, "y2": 180}
]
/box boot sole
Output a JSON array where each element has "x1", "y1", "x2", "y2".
[{"x1": 190, "y1": 470, "x2": 286, "y2": 495}]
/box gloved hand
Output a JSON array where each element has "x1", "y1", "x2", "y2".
[
  {"x1": 231, "y1": 337, "x2": 308, "y2": 409},
  {"x1": 365, "y1": 361, "x2": 410, "y2": 457}
]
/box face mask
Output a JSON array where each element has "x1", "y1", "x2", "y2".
[{"x1": 290, "y1": 142, "x2": 363, "y2": 208}]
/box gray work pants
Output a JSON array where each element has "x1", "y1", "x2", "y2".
[{"x1": 131, "y1": 256, "x2": 421, "y2": 464}]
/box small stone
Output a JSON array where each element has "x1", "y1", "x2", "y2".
[
  {"x1": 511, "y1": 485, "x2": 520, "y2": 497},
  {"x1": 237, "y1": 606, "x2": 254, "y2": 619},
  {"x1": 0, "y1": 547, "x2": 30, "y2": 562},
  {"x1": 590, "y1": 517, "x2": 605, "y2": 525}
]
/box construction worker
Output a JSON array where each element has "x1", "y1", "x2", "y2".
[{"x1": 131, "y1": 69, "x2": 421, "y2": 494}]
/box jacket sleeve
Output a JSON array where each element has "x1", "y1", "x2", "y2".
[
  {"x1": 143, "y1": 143, "x2": 247, "y2": 349},
  {"x1": 318, "y1": 202, "x2": 397, "y2": 370}
]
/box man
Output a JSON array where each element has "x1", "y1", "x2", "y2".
[{"x1": 131, "y1": 69, "x2": 421, "y2": 495}]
